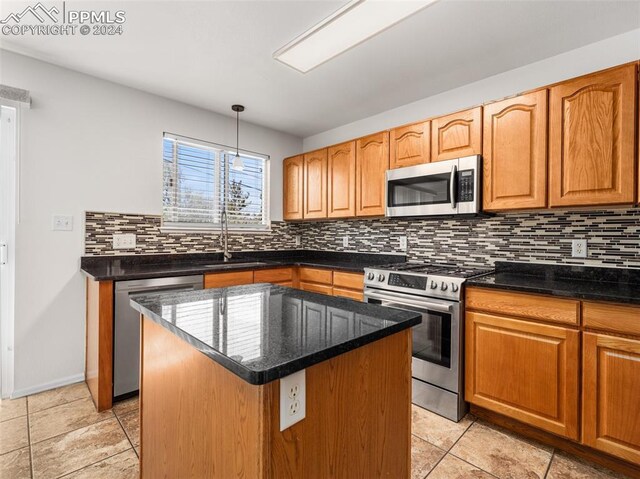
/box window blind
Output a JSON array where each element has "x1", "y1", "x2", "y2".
[{"x1": 162, "y1": 133, "x2": 269, "y2": 230}]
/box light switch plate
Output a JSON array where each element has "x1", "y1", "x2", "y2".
[
  {"x1": 399, "y1": 236, "x2": 407, "y2": 251},
  {"x1": 280, "y1": 369, "x2": 306, "y2": 431},
  {"x1": 342, "y1": 236, "x2": 349, "y2": 247},
  {"x1": 52, "y1": 215, "x2": 73, "y2": 231},
  {"x1": 295, "y1": 235, "x2": 301, "y2": 247},
  {"x1": 113, "y1": 233, "x2": 136, "y2": 249}
]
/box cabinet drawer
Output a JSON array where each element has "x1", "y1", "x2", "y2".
[
  {"x1": 299, "y1": 282, "x2": 333, "y2": 296},
  {"x1": 333, "y1": 288, "x2": 363, "y2": 301},
  {"x1": 332, "y1": 271, "x2": 364, "y2": 290},
  {"x1": 466, "y1": 287, "x2": 580, "y2": 326},
  {"x1": 204, "y1": 271, "x2": 254, "y2": 288},
  {"x1": 583, "y1": 301, "x2": 640, "y2": 337},
  {"x1": 275, "y1": 281, "x2": 293, "y2": 287},
  {"x1": 298, "y1": 267, "x2": 333, "y2": 285},
  {"x1": 254, "y1": 268, "x2": 293, "y2": 283}
]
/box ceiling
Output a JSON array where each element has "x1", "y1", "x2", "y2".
[{"x1": 1, "y1": 1, "x2": 639, "y2": 138}]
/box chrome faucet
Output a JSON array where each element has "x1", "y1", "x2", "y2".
[{"x1": 220, "y1": 206, "x2": 232, "y2": 262}]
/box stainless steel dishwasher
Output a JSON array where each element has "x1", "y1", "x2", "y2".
[{"x1": 114, "y1": 275, "x2": 203, "y2": 399}]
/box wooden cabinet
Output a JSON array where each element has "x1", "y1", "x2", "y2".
[
  {"x1": 303, "y1": 149, "x2": 328, "y2": 219},
  {"x1": 466, "y1": 310, "x2": 580, "y2": 439},
  {"x1": 355, "y1": 131, "x2": 389, "y2": 217},
  {"x1": 327, "y1": 141, "x2": 356, "y2": 218},
  {"x1": 482, "y1": 90, "x2": 548, "y2": 211},
  {"x1": 253, "y1": 268, "x2": 293, "y2": 285},
  {"x1": 332, "y1": 271, "x2": 365, "y2": 301},
  {"x1": 204, "y1": 271, "x2": 254, "y2": 288},
  {"x1": 431, "y1": 107, "x2": 482, "y2": 162},
  {"x1": 389, "y1": 120, "x2": 431, "y2": 169},
  {"x1": 283, "y1": 155, "x2": 304, "y2": 220},
  {"x1": 583, "y1": 333, "x2": 640, "y2": 464},
  {"x1": 549, "y1": 64, "x2": 637, "y2": 207}
]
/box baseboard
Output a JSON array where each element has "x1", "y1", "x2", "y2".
[{"x1": 11, "y1": 373, "x2": 85, "y2": 399}]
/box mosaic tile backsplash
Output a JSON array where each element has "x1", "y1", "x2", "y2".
[{"x1": 85, "y1": 209, "x2": 640, "y2": 268}]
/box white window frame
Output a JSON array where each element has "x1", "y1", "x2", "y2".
[{"x1": 161, "y1": 133, "x2": 271, "y2": 233}]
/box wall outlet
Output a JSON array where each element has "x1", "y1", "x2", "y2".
[
  {"x1": 399, "y1": 236, "x2": 407, "y2": 251},
  {"x1": 280, "y1": 369, "x2": 306, "y2": 431},
  {"x1": 295, "y1": 235, "x2": 301, "y2": 247},
  {"x1": 113, "y1": 233, "x2": 136, "y2": 250},
  {"x1": 52, "y1": 215, "x2": 73, "y2": 231},
  {"x1": 342, "y1": 236, "x2": 349, "y2": 247},
  {"x1": 572, "y1": 239, "x2": 587, "y2": 258}
]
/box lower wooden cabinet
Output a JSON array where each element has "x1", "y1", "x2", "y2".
[
  {"x1": 300, "y1": 281, "x2": 333, "y2": 295},
  {"x1": 465, "y1": 311, "x2": 580, "y2": 439},
  {"x1": 582, "y1": 333, "x2": 640, "y2": 464},
  {"x1": 204, "y1": 270, "x2": 254, "y2": 288}
]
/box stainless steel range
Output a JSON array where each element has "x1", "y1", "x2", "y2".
[{"x1": 363, "y1": 262, "x2": 492, "y2": 422}]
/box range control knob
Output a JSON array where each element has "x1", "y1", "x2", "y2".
[
  {"x1": 440, "y1": 282, "x2": 448, "y2": 291},
  {"x1": 430, "y1": 281, "x2": 438, "y2": 289},
  {"x1": 451, "y1": 283, "x2": 459, "y2": 293},
  {"x1": 367, "y1": 272, "x2": 375, "y2": 281},
  {"x1": 378, "y1": 274, "x2": 386, "y2": 282}
]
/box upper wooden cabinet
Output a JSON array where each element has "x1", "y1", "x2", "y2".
[
  {"x1": 389, "y1": 120, "x2": 431, "y2": 169},
  {"x1": 549, "y1": 64, "x2": 637, "y2": 207},
  {"x1": 483, "y1": 90, "x2": 548, "y2": 211},
  {"x1": 327, "y1": 141, "x2": 356, "y2": 218},
  {"x1": 303, "y1": 149, "x2": 328, "y2": 219},
  {"x1": 466, "y1": 310, "x2": 580, "y2": 440},
  {"x1": 283, "y1": 155, "x2": 304, "y2": 220},
  {"x1": 583, "y1": 333, "x2": 640, "y2": 464},
  {"x1": 356, "y1": 132, "x2": 389, "y2": 217},
  {"x1": 431, "y1": 107, "x2": 482, "y2": 162}
]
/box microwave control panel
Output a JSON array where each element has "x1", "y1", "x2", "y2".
[{"x1": 457, "y1": 170, "x2": 475, "y2": 202}]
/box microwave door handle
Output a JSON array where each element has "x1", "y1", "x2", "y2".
[{"x1": 450, "y1": 164, "x2": 457, "y2": 209}]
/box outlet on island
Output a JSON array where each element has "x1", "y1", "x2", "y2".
[{"x1": 280, "y1": 369, "x2": 306, "y2": 431}]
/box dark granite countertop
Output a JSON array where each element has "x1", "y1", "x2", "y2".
[
  {"x1": 80, "y1": 250, "x2": 405, "y2": 281},
  {"x1": 129, "y1": 283, "x2": 421, "y2": 385},
  {"x1": 467, "y1": 261, "x2": 640, "y2": 305}
]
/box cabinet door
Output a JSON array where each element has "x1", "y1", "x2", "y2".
[
  {"x1": 303, "y1": 149, "x2": 328, "y2": 219},
  {"x1": 466, "y1": 311, "x2": 580, "y2": 439},
  {"x1": 483, "y1": 90, "x2": 548, "y2": 211},
  {"x1": 283, "y1": 155, "x2": 304, "y2": 220},
  {"x1": 431, "y1": 107, "x2": 482, "y2": 162},
  {"x1": 389, "y1": 120, "x2": 431, "y2": 169},
  {"x1": 327, "y1": 141, "x2": 356, "y2": 218},
  {"x1": 549, "y1": 64, "x2": 636, "y2": 207},
  {"x1": 583, "y1": 333, "x2": 640, "y2": 464},
  {"x1": 356, "y1": 131, "x2": 389, "y2": 217}
]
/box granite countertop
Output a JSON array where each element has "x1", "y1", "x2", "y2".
[
  {"x1": 129, "y1": 283, "x2": 421, "y2": 385},
  {"x1": 467, "y1": 261, "x2": 640, "y2": 306},
  {"x1": 80, "y1": 250, "x2": 405, "y2": 281}
]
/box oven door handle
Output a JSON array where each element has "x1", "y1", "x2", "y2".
[
  {"x1": 449, "y1": 164, "x2": 457, "y2": 210},
  {"x1": 364, "y1": 290, "x2": 454, "y2": 313}
]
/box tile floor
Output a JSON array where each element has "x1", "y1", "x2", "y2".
[{"x1": 0, "y1": 382, "x2": 631, "y2": 478}]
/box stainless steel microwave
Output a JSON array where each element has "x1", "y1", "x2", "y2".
[{"x1": 386, "y1": 155, "x2": 481, "y2": 217}]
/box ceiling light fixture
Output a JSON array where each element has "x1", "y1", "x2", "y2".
[
  {"x1": 273, "y1": 0, "x2": 437, "y2": 74},
  {"x1": 231, "y1": 104, "x2": 245, "y2": 171}
]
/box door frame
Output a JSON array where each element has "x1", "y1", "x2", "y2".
[{"x1": 0, "y1": 102, "x2": 19, "y2": 398}]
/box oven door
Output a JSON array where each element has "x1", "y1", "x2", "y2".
[
  {"x1": 386, "y1": 159, "x2": 458, "y2": 217},
  {"x1": 364, "y1": 289, "x2": 462, "y2": 393}
]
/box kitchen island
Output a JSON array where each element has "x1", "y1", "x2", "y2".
[{"x1": 130, "y1": 283, "x2": 420, "y2": 479}]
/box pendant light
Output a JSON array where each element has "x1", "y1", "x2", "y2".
[{"x1": 231, "y1": 104, "x2": 245, "y2": 171}]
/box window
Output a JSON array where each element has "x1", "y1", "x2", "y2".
[{"x1": 162, "y1": 133, "x2": 269, "y2": 231}]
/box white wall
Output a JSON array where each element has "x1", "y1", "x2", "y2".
[
  {"x1": 0, "y1": 50, "x2": 302, "y2": 396},
  {"x1": 303, "y1": 29, "x2": 640, "y2": 150}
]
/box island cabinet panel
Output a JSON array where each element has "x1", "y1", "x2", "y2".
[
  {"x1": 269, "y1": 329, "x2": 412, "y2": 478},
  {"x1": 204, "y1": 270, "x2": 254, "y2": 288},
  {"x1": 582, "y1": 333, "x2": 640, "y2": 464},
  {"x1": 356, "y1": 131, "x2": 389, "y2": 217},
  {"x1": 283, "y1": 155, "x2": 304, "y2": 220},
  {"x1": 483, "y1": 90, "x2": 548, "y2": 211},
  {"x1": 303, "y1": 149, "x2": 328, "y2": 219},
  {"x1": 327, "y1": 141, "x2": 356, "y2": 218},
  {"x1": 85, "y1": 278, "x2": 114, "y2": 412},
  {"x1": 389, "y1": 120, "x2": 431, "y2": 169},
  {"x1": 466, "y1": 287, "x2": 580, "y2": 326},
  {"x1": 549, "y1": 64, "x2": 637, "y2": 207},
  {"x1": 465, "y1": 311, "x2": 580, "y2": 440},
  {"x1": 140, "y1": 317, "x2": 269, "y2": 479},
  {"x1": 431, "y1": 107, "x2": 482, "y2": 162}
]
